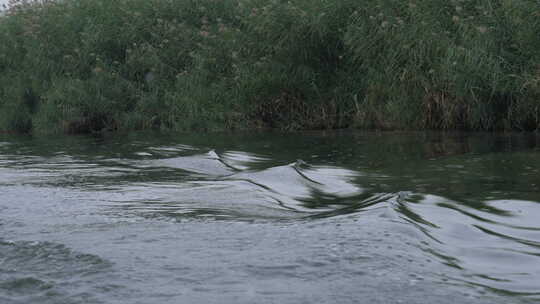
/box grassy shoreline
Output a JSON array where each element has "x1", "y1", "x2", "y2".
[{"x1": 1, "y1": 0, "x2": 539, "y2": 134}]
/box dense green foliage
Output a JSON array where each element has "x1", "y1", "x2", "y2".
[{"x1": 0, "y1": 0, "x2": 539, "y2": 133}]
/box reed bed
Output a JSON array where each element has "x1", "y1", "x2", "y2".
[{"x1": 1, "y1": 0, "x2": 539, "y2": 133}]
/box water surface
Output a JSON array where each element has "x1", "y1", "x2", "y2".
[{"x1": 1, "y1": 131, "x2": 539, "y2": 303}]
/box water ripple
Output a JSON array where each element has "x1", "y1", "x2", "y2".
[
  {"x1": 393, "y1": 193, "x2": 540, "y2": 296},
  {"x1": 0, "y1": 239, "x2": 116, "y2": 303},
  {"x1": 2, "y1": 132, "x2": 540, "y2": 302}
]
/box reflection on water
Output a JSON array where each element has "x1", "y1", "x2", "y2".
[{"x1": 0, "y1": 131, "x2": 539, "y2": 303}]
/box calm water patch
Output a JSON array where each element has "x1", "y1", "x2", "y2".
[{"x1": 0, "y1": 131, "x2": 539, "y2": 303}]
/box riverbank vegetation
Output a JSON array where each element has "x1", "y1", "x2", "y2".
[{"x1": 0, "y1": 0, "x2": 539, "y2": 133}]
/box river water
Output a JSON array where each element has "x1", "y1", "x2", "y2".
[{"x1": 0, "y1": 131, "x2": 539, "y2": 304}]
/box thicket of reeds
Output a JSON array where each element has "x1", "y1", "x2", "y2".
[{"x1": 0, "y1": 0, "x2": 539, "y2": 134}]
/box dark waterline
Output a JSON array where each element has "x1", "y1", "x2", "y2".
[{"x1": 1, "y1": 131, "x2": 539, "y2": 304}]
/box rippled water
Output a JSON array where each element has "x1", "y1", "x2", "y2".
[{"x1": 1, "y1": 131, "x2": 539, "y2": 304}]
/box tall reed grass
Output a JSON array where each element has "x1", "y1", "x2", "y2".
[{"x1": 0, "y1": 0, "x2": 539, "y2": 133}]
